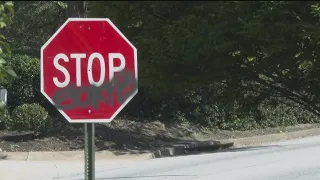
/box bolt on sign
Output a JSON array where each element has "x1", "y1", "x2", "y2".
[{"x1": 41, "y1": 18, "x2": 138, "y2": 123}]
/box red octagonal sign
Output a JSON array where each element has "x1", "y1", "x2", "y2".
[{"x1": 41, "y1": 18, "x2": 138, "y2": 123}]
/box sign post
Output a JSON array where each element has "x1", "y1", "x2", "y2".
[
  {"x1": 41, "y1": 18, "x2": 138, "y2": 180},
  {"x1": 84, "y1": 123, "x2": 95, "y2": 180}
]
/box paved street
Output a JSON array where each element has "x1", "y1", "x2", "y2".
[{"x1": 2, "y1": 135, "x2": 320, "y2": 180}]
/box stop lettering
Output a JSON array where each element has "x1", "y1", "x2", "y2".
[{"x1": 53, "y1": 52, "x2": 126, "y2": 88}]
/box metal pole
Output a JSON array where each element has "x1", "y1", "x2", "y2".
[{"x1": 84, "y1": 123, "x2": 95, "y2": 180}]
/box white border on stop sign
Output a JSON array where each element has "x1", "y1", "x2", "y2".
[{"x1": 40, "y1": 18, "x2": 138, "y2": 123}]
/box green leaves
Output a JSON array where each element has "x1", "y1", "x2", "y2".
[
  {"x1": 0, "y1": 1, "x2": 317, "y2": 129},
  {"x1": 88, "y1": 1, "x2": 320, "y2": 121},
  {"x1": 5, "y1": 1, "x2": 66, "y2": 58},
  {"x1": 0, "y1": 1, "x2": 16, "y2": 81},
  {"x1": 10, "y1": 103, "x2": 52, "y2": 134},
  {"x1": 311, "y1": 3, "x2": 320, "y2": 17},
  {"x1": 53, "y1": 1, "x2": 68, "y2": 9},
  {"x1": 3, "y1": 54, "x2": 40, "y2": 109}
]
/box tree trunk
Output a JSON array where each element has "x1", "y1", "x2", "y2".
[{"x1": 66, "y1": 1, "x2": 86, "y2": 18}]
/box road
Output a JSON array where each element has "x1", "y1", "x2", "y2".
[{"x1": 1, "y1": 135, "x2": 320, "y2": 180}]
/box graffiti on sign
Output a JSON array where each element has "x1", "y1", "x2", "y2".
[{"x1": 52, "y1": 70, "x2": 137, "y2": 110}]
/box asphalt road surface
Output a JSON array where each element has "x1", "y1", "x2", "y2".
[{"x1": 2, "y1": 135, "x2": 320, "y2": 180}]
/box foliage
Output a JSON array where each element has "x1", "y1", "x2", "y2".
[
  {"x1": 0, "y1": 1, "x2": 16, "y2": 83},
  {"x1": 10, "y1": 103, "x2": 52, "y2": 133},
  {"x1": 0, "y1": 1, "x2": 16, "y2": 117},
  {"x1": 122, "y1": 87, "x2": 320, "y2": 130},
  {"x1": 1, "y1": 1, "x2": 319, "y2": 131},
  {"x1": 90, "y1": 1, "x2": 320, "y2": 129},
  {"x1": 2, "y1": 54, "x2": 41, "y2": 110},
  {"x1": 4, "y1": 1, "x2": 66, "y2": 58},
  {"x1": 0, "y1": 105, "x2": 11, "y2": 129},
  {"x1": 257, "y1": 98, "x2": 320, "y2": 127}
]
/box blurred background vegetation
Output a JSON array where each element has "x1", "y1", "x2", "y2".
[{"x1": 2, "y1": 1, "x2": 320, "y2": 132}]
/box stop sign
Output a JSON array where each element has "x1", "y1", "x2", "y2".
[{"x1": 41, "y1": 18, "x2": 138, "y2": 123}]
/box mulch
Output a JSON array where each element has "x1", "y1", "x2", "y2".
[{"x1": 1, "y1": 119, "x2": 320, "y2": 153}]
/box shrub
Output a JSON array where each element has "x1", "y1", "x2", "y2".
[
  {"x1": 0, "y1": 105, "x2": 11, "y2": 130},
  {"x1": 2, "y1": 54, "x2": 42, "y2": 111},
  {"x1": 122, "y1": 87, "x2": 320, "y2": 131},
  {"x1": 10, "y1": 103, "x2": 52, "y2": 134},
  {"x1": 2, "y1": 54, "x2": 61, "y2": 118},
  {"x1": 257, "y1": 100, "x2": 320, "y2": 128}
]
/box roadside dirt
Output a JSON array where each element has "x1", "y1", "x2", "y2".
[{"x1": 1, "y1": 119, "x2": 320, "y2": 154}]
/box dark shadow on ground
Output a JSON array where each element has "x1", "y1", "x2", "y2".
[
  {"x1": 94, "y1": 123, "x2": 188, "y2": 154},
  {"x1": 0, "y1": 119, "x2": 288, "y2": 156},
  {"x1": 0, "y1": 133, "x2": 40, "y2": 142},
  {"x1": 1, "y1": 119, "x2": 286, "y2": 154},
  {"x1": 0, "y1": 122, "x2": 194, "y2": 154}
]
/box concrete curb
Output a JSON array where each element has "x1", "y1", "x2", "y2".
[
  {"x1": 151, "y1": 127, "x2": 320, "y2": 158},
  {"x1": 0, "y1": 150, "x2": 153, "y2": 161},
  {"x1": 1, "y1": 127, "x2": 320, "y2": 161},
  {"x1": 228, "y1": 127, "x2": 320, "y2": 148}
]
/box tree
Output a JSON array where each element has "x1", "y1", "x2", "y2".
[
  {"x1": 83, "y1": 1, "x2": 320, "y2": 129},
  {"x1": 2, "y1": 1, "x2": 319, "y2": 129},
  {"x1": 0, "y1": 1, "x2": 16, "y2": 79},
  {"x1": 4, "y1": 1, "x2": 67, "y2": 58},
  {"x1": 88, "y1": 1, "x2": 320, "y2": 114},
  {"x1": 0, "y1": 1, "x2": 15, "y2": 110}
]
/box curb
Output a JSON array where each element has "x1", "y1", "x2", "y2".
[
  {"x1": 0, "y1": 150, "x2": 153, "y2": 161},
  {"x1": 151, "y1": 127, "x2": 320, "y2": 158},
  {"x1": 229, "y1": 127, "x2": 320, "y2": 148}
]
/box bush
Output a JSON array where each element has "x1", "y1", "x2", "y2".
[
  {"x1": 10, "y1": 103, "x2": 52, "y2": 134},
  {"x1": 2, "y1": 54, "x2": 61, "y2": 118},
  {"x1": 122, "y1": 86, "x2": 320, "y2": 131},
  {"x1": 257, "y1": 100, "x2": 320, "y2": 128},
  {"x1": 2, "y1": 54, "x2": 42, "y2": 111},
  {"x1": 0, "y1": 105, "x2": 11, "y2": 130}
]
